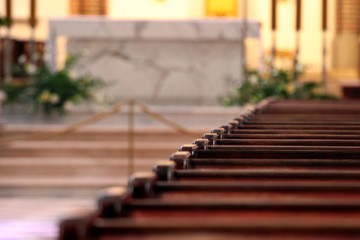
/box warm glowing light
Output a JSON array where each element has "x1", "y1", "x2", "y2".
[{"x1": 206, "y1": 0, "x2": 238, "y2": 17}]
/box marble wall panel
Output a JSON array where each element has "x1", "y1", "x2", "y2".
[{"x1": 68, "y1": 40, "x2": 241, "y2": 105}]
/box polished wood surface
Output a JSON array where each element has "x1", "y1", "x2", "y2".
[{"x1": 59, "y1": 99, "x2": 360, "y2": 239}]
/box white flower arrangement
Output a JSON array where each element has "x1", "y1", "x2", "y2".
[
  {"x1": 25, "y1": 64, "x2": 37, "y2": 75},
  {"x1": 64, "y1": 101, "x2": 74, "y2": 111},
  {"x1": 0, "y1": 90, "x2": 7, "y2": 101},
  {"x1": 37, "y1": 90, "x2": 51, "y2": 103},
  {"x1": 50, "y1": 93, "x2": 60, "y2": 104},
  {"x1": 17, "y1": 54, "x2": 27, "y2": 64}
]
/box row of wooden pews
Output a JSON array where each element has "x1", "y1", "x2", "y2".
[{"x1": 59, "y1": 99, "x2": 360, "y2": 240}]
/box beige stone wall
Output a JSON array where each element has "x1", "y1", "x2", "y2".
[
  {"x1": 332, "y1": 0, "x2": 359, "y2": 71},
  {"x1": 329, "y1": 0, "x2": 360, "y2": 96}
]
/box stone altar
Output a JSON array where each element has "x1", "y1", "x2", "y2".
[{"x1": 48, "y1": 18, "x2": 261, "y2": 105}]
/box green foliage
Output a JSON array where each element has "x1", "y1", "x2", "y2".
[
  {"x1": 12, "y1": 55, "x2": 34, "y2": 78},
  {"x1": 223, "y1": 67, "x2": 337, "y2": 106},
  {"x1": 1, "y1": 55, "x2": 104, "y2": 115},
  {"x1": 0, "y1": 81, "x2": 27, "y2": 104},
  {"x1": 0, "y1": 17, "x2": 11, "y2": 26}
]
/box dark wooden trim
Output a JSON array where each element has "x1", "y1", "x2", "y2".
[
  {"x1": 191, "y1": 158, "x2": 360, "y2": 167},
  {"x1": 174, "y1": 169, "x2": 360, "y2": 179}
]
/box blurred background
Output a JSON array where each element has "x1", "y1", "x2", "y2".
[
  {"x1": 0, "y1": 0, "x2": 359, "y2": 97},
  {"x1": 0, "y1": 0, "x2": 359, "y2": 239}
]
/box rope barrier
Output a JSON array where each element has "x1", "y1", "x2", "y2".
[
  {"x1": 0, "y1": 99, "x2": 201, "y2": 145},
  {"x1": 0, "y1": 99, "x2": 216, "y2": 176},
  {"x1": 136, "y1": 101, "x2": 200, "y2": 138}
]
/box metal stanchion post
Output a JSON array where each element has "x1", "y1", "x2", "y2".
[{"x1": 128, "y1": 99, "x2": 135, "y2": 177}]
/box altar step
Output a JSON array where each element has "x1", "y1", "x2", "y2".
[
  {"x1": 0, "y1": 141, "x2": 190, "y2": 158},
  {"x1": 0, "y1": 157, "x2": 156, "y2": 176},
  {"x1": 0, "y1": 127, "x2": 201, "y2": 197},
  {"x1": 1, "y1": 127, "x2": 202, "y2": 142},
  {"x1": 0, "y1": 157, "x2": 160, "y2": 197},
  {"x1": 0, "y1": 176, "x2": 130, "y2": 197}
]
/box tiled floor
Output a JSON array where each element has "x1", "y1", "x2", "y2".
[{"x1": 0, "y1": 197, "x2": 94, "y2": 240}]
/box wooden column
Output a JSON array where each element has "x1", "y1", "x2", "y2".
[
  {"x1": 240, "y1": 0, "x2": 248, "y2": 79},
  {"x1": 30, "y1": 0, "x2": 37, "y2": 65},
  {"x1": 4, "y1": 0, "x2": 12, "y2": 83},
  {"x1": 321, "y1": 0, "x2": 327, "y2": 89},
  {"x1": 270, "y1": 0, "x2": 277, "y2": 74},
  {"x1": 294, "y1": 0, "x2": 301, "y2": 83},
  {"x1": 333, "y1": 0, "x2": 359, "y2": 73}
]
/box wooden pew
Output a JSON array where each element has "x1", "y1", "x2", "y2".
[{"x1": 59, "y1": 99, "x2": 360, "y2": 240}]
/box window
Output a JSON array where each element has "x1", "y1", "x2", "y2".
[{"x1": 70, "y1": 0, "x2": 106, "y2": 15}]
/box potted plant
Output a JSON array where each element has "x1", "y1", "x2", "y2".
[
  {"x1": 223, "y1": 66, "x2": 336, "y2": 106},
  {"x1": 1, "y1": 55, "x2": 104, "y2": 115}
]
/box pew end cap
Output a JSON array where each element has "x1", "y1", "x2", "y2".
[
  {"x1": 193, "y1": 138, "x2": 209, "y2": 150},
  {"x1": 128, "y1": 172, "x2": 156, "y2": 198},
  {"x1": 97, "y1": 186, "x2": 130, "y2": 217},
  {"x1": 153, "y1": 160, "x2": 176, "y2": 181},
  {"x1": 170, "y1": 151, "x2": 192, "y2": 169}
]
